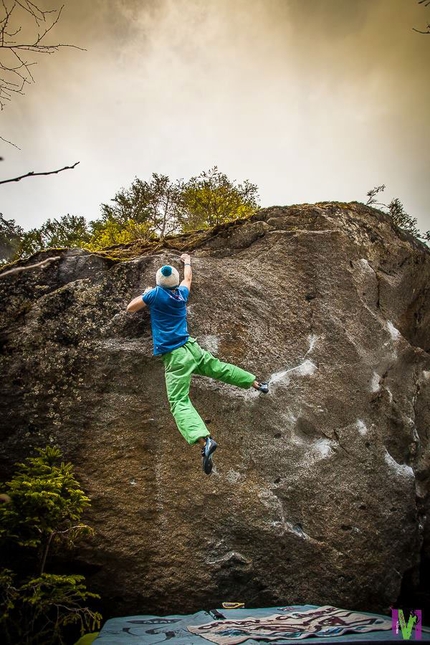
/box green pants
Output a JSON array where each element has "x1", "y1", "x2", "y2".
[{"x1": 161, "y1": 338, "x2": 256, "y2": 444}]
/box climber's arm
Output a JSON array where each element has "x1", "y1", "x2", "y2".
[
  {"x1": 126, "y1": 295, "x2": 146, "y2": 313},
  {"x1": 180, "y1": 253, "x2": 192, "y2": 291}
]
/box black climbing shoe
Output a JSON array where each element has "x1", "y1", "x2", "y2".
[
  {"x1": 202, "y1": 437, "x2": 218, "y2": 475},
  {"x1": 256, "y1": 381, "x2": 269, "y2": 394}
]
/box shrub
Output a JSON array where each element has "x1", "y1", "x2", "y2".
[{"x1": 0, "y1": 446, "x2": 101, "y2": 645}]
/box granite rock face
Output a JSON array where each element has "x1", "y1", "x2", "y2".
[{"x1": 0, "y1": 202, "x2": 429, "y2": 617}]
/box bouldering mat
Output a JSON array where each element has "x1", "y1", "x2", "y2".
[
  {"x1": 92, "y1": 610, "x2": 210, "y2": 643},
  {"x1": 93, "y1": 605, "x2": 430, "y2": 644}
]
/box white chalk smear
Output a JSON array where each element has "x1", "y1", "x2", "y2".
[
  {"x1": 304, "y1": 334, "x2": 319, "y2": 358},
  {"x1": 356, "y1": 419, "x2": 368, "y2": 436},
  {"x1": 384, "y1": 449, "x2": 414, "y2": 479},
  {"x1": 423, "y1": 371, "x2": 430, "y2": 380},
  {"x1": 287, "y1": 411, "x2": 298, "y2": 424},
  {"x1": 299, "y1": 438, "x2": 335, "y2": 467},
  {"x1": 358, "y1": 258, "x2": 374, "y2": 272},
  {"x1": 267, "y1": 335, "x2": 319, "y2": 388},
  {"x1": 312, "y1": 438, "x2": 333, "y2": 459},
  {"x1": 298, "y1": 359, "x2": 318, "y2": 377},
  {"x1": 387, "y1": 321, "x2": 401, "y2": 341},
  {"x1": 370, "y1": 372, "x2": 380, "y2": 393},
  {"x1": 269, "y1": 359, "x2": 317, "y2": 386}
]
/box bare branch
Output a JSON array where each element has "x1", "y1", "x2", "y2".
[
  {"x1": 33, "y1": 2, "x2": 62, "y2": 45},
  {"x1": 0, "y1": 1, "x2": 85, "y2": 111},
  {"x1": 0, "y1": 134, "x2": 20, "y2": 148},
  {"x1": 15, "y1": 0, "x2": 56, "y2": 24},
  {"x1": 414, "y1": 0, "x2": 430, "y2": 32},
  {"x1": 0, "y1": 160, "x2": 80, "y2": 184},
  {"x1": 2, "y1": 42, "x2": 84, "y2": 52}
]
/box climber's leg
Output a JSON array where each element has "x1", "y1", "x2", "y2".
[
  {"x1": 162, "y1": 343, "x2": 210, "y2": 445},
  {"x1": 189, "y1": 339, "x2": 256, "y2": 388}
]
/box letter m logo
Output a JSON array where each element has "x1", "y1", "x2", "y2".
[{"x1": 392, "y1": 609, "x2": 422, "y2": 640}]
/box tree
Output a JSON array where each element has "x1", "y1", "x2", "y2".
[
  {"x1": 14, "y1": 214, "x2": 91, "y2": 259},
  {"x1": 96, "y1": 173, "x2": 181, "y2": 241},
  {"x1": 366, "y1": 185, "x2": 429, "y2": 243},
  {"x1": 0, "y1": 446, "x2": 101, "y2": 644},
  {"x1": 178, "y1": 166, "x2": 260, "y2": 231},
  {"x1": 94, "y1": 168, "x2": 260, "y2": 244},
  {"x1": 0, "y1": 213, "x2": 23, "y2": 262},
  {"x1": 365, "y1": 184, "x2": 386, "y2": 208},
  {"x1": 3, "y1": 168, "x2": 261, "y2": 259},
  {"x1": 87, "y1": 217, "x2": 152, "y2": 250}
]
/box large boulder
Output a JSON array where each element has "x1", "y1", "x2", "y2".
[{"x1": 0, "y1": 202, "x2": 429, "y2": 618}]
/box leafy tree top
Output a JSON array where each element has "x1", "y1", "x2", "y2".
[
  {"x1": 0, "y1": 446, "x2": 91, "y2": 560},
  {"x1": 178, "y1": 166, "x2": 260, "y2": 231}
]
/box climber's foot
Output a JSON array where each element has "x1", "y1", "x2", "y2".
[
  {"x1": 254, "y1": 381, "x2": 269, "y2": 394},
  {"x1": 202, "y1": 437, "x2": 218, "y2": 475}
]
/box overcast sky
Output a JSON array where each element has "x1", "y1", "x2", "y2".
[{"x1": 1, "y1": 0, "x2": 429, "y2": 234}]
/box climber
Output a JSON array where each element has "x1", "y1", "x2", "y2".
[{"x1": 126, "y1": 253, "x2": 269, "y2": 475}]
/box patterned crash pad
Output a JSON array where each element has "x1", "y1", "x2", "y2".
[
  {"x1": 93, "y1": 610, "x2": 210, "y2": 644},
  {"x1": 188, "y1": 605, "x2": 428, "y2": 644},
  {"x1": 93, "y1": 605, "x2": 430, "y2": 644}
]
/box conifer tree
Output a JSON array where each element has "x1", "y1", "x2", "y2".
[{"x1": 0, "y1": 446, "x2": 101, "y2": 645}]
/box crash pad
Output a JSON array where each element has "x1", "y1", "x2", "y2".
[{"x1": 92, "y1": 605, "x2": 430, "y2": 644}]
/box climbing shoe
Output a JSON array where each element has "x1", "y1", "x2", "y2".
[
  {"x1": 256, "y1": 381, "x2": 269, "y2": 394},
  {"x1": 202, "y1": 437, "x2": 218, "y2": 475}
]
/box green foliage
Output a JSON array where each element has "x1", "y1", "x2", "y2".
[
  {"x1": 366, "y1": 185, "x2": 429, "y2": 244},
  {"x1": 365, "y1": 184, "x2": 386, "y2": 208},
  {"x1": 2, "y1": 168, "x2": 260, "y2": 260},
  {"x1": 96, "y1": 173, "x2": 181, "y2": 240},
  {"x1": 86, "y1": 217, "x2": 152, "y2": 250},
  {"x1": 0, "y1": 445, "x2": 92, "y2": 560},
  {"x1": 86, "y1": 167, "x2": 259, "y2": 245},
  {"x1": 178, "y1": 166, "x2": 260, "y2": 231},
  {"x1": 0, "y1": 214, "x2": 24, "y2": 263},
  {"x1": 386, "y1": 197, "x2": 423, "y2": 238},
  {"x1": 0, "y1": 571, "x2": 100, "y2": 645},
  {"x1": 0, "y1": 446, "x2": 101, "y2": 645},
  {"x1": 15, "y1": 215, "x2": 91, "y2": 259}
]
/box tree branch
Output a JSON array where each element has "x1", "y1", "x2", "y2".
[
  {"x1": 0, "y1": 1, "x2": 85, "y2": 111},
  {"x1": 0, "y1": 133, "x2": 20, "y2": 148},
  {"x1": 0, "y1": 160, "x2": 80, "y2": 184},
  {"x1": 414, "y1": 0, "x2": 430, "y2": 32}
]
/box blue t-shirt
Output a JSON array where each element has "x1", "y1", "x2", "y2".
[{"x1": 142, "y1": 285, "x2": 189, "y2": 355}]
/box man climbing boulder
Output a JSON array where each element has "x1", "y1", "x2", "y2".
[{"x1": 126, "y1": 253, "x2": 269, "y2": 474}]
